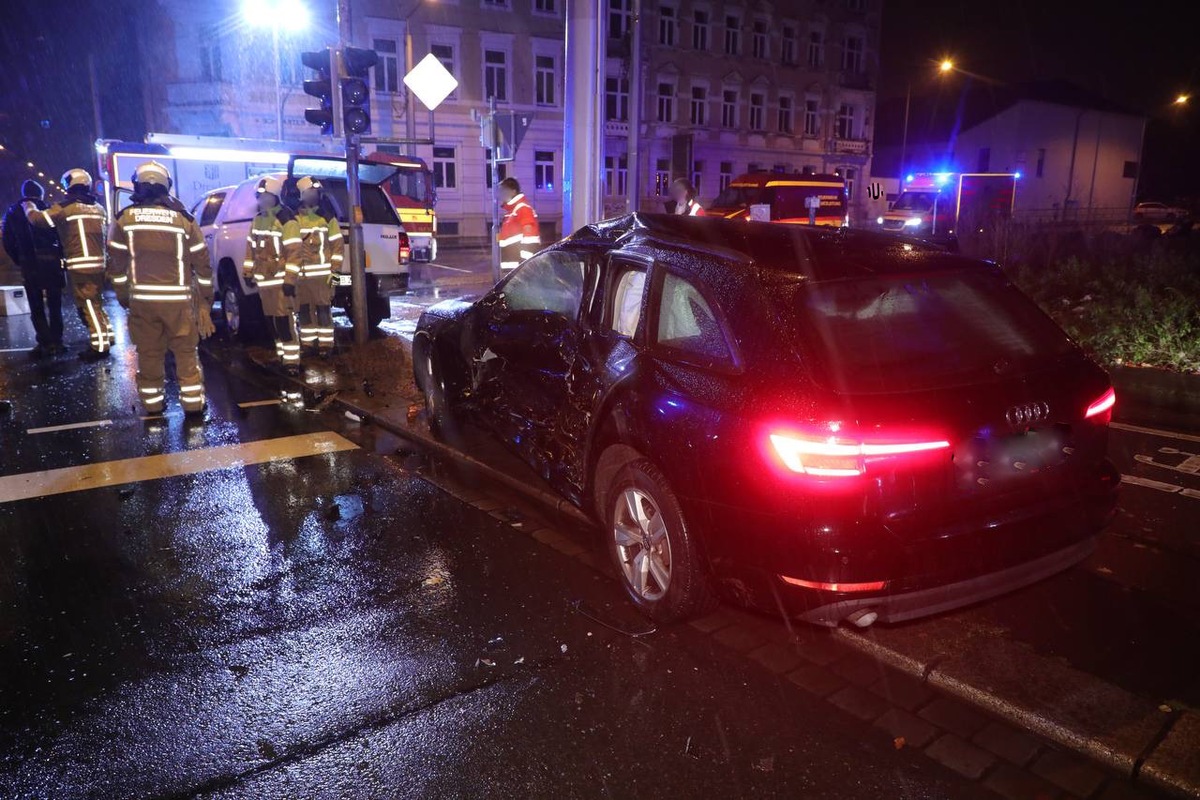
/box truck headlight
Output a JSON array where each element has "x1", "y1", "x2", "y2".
[
  {"x1": 875, "y1": 216, "x2": 884, "y2": 225},
  {"x1": 903, "y1": 217, "x2": 923, "y2": 227}
]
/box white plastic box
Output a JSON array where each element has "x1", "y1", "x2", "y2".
[{"x1": 0, "y1": 286, "x2": 31, "y2": 316}]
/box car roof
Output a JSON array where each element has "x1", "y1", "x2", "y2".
[{"x1": 568, "y1": 213, "x2": 984, "y2": 283}]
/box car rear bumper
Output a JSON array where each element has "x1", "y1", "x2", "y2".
[{"x1": 792, "y1": 536, "x2": 1095, "y2": 626}]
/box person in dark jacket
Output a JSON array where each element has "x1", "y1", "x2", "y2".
[{"x1": 2, "y1": 180, "x2": 66, "y2": 358}]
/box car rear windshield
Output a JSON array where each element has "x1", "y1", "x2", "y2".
[
  {"x1": 712, "y1": 186, "x2": 763, "y2": 208},
  {"x1": 780, "y1": 269, "x2": 1076, "y2": 393},
  {"x1": 320, "y1": 182, "x2": 401, "y2": 226}
]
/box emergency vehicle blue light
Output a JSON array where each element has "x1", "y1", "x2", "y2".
[
  {"x1": 935, "y1": 172, "x2": 951, "y2": 186},
  {"x1": 906, "y1": 174, "x2": 915, "y2": 183},
  {"x1": 1014, "y1": 171, "x2": 1022, "y2": 179}
]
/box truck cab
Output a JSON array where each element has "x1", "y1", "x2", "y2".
[{"x1": 196, "y1": 155, "x2": 411, "y2": 338}]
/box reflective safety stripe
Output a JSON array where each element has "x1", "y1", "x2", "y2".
[
  {"x1": 132, "y1": 284, "x2": 189, "y2": 292},
  {"x1": 256, "y1": 278, "x2": 284, "y2": 287},
  {"x1": 282, "y1": 238, "x2": 302, "y2": 246},
  {"x1": 189, "y1": 241, "x2": 206, "y2": 252},
  {"x1": 131, "y1": 293, "x2": 190, "y2": 302},
  {"x1": 521, "y1": 236, "x2": 541, "y2": 244},
  {"x1": 179, "y1": 383, "x2": 203, "y2": 392},
  {"x1": 111, "y1": 275, "x2": 128, "y2": 284},
  {"x1": 327, "y1": 232, "x2": 343, "y2": 241},
  {"x1": 196, "y1": 277, "x2": 212, "y2": 286},
  {"x1": 108, "y1": 240, "x2": 128, "y2": 251},
  {"x1": 498, "y1": 234, "x2": 523, "y2": 247},
  {"x1": 519, "y1": 250, "x2": 535, "y2": 259},
  {"x1": 125, "y1": 224, "x2": 186, "y2": 234}
]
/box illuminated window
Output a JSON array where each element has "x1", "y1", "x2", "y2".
[
  {"x1": 535, "y1": 151, "x2": 555, "y2": 191},
  {"x1": 655, "y1": 159, "x2": 671, "y2": 195}
]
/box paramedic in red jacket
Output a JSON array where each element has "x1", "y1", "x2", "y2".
[{"x1": 497, "y1": 178, "x2": 540, "y2": 273}]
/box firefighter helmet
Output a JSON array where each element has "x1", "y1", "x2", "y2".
[
  {"x1": 296, "y1": 176, "x2": 322, "y2": 194},
  {"x1": 256, "y1": 175, "x2": 285, "y2": 199},
  {"x1": 131, "y1": 161, "x2": 172, "y2": 189},
  {"x1": 61, "y1": 168, "x2": 92, "y2": 191}
]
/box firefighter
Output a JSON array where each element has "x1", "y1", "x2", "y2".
[
  {"x1": 497, "y1": 178, "x2": 540, "y2": 272},
  {"x1": 106, "y1": 161, "x2": 214, "y2": 416},
  {"x1": 282, "y1": 176, "x2": 342, "y2": 359},
  {"x1": 245, "y1": 175, "x2": 300, "y2": 373},
  {"x1": 27, "y1": 169, "x2": 114, "y2": 360},
  {"x1": 2, "y1": 180, "x2": 65, "y2": 358},
  {"x1": 670, "y1": 178, "x2": 705, "y2": 216}
]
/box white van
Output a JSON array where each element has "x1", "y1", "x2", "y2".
[{"x1": 193, "y1": 156, "x2": 411, "y2": 336}]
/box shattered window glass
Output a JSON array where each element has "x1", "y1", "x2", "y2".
[{"x1": 502, "y1": 251, "x2": 587, "y2": 318}]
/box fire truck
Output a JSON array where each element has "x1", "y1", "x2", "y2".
[
  {"x1": 708, "y1": 172, "x2": 848, "y2": 227},
  {"x1": 876, "y1": 172, "x2": 1018, "y2": 240},
  {"x1": 95, "y1": 134, "x2": 439, "y2": 260}
]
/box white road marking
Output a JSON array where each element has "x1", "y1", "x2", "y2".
[
  {"x1": 0, "y1": 347, "x2": 33, "y2": 353},
  {"x1": 1111, "y1": 422, "x2": 1200, "y2": 444},
  {"x1": 422, "y1": 262, "x2": 472, "y2": 273},
  {"x1": 0, "y1": 431, "x2": 357, "y2": 504},
  {"x1": 26, "y1": 419, "x2": 114, "y2": 435},
  {"x1": 1121, "y1": 474, "x2": 1184, "y2": 494},
  {"x1": 237, "y1": 399, "x2": 283, "y2": 409}
]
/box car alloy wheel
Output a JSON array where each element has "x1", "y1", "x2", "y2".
[{"x1": 612, "y1": 487, "x2": 673, "y2": 601}]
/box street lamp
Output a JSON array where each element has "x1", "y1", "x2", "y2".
[
  {"x1": 899, "y1": 58, "x2": 957, "y2": 183},
  {"x1": 1175, "y1": 94, "x2": 1190, "y2": 105},
  {"x1": 242, "y1": 0, "x2": 311, "y2": 141}
]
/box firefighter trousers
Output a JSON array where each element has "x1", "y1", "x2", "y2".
[
  {"x1": 127, "y1": 299, "x2": 204, "y2": 414},
  {"x1": 257, "y1": 283, "x2": 300, "y2": 365},
  {"x1": 295, "y1": 275, "x2": 334, "y2": 354},
  {"x1": 71, "y1": 271, "x2": 114, "y2": 354}
]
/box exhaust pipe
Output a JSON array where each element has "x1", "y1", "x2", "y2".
[{"x1": 845, "y1": 608, "x2": 878, "y2": 628}]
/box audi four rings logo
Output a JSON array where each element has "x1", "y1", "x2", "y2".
[{"x1": 1006, "y1": 401, "x2": 1050, "y2": 428}]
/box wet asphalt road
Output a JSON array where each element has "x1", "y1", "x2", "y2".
[{"x1": 0, "y1": 298, "x2": 978, "y2": 797}]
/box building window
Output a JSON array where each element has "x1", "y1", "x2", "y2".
[
  {"x1": 655, "y1": 158, "x2": 671, "y2": 195},
  {"x1": 432, "y1": 146, "x2": 457, "y2": 189},
  {"x1": 692, "y1": 10, "x2": 709, "y2": 50},
  {"x1": 804, "y1": 98, "x2": 820, "y2": 136},
  {"x1": 778, "y1": 96, "x2": 794, "y2": 134},
  {"x1": 691, "y1": 160, "x2": 704, "y2": 195},
  {"x1": 772, "y1": 163, "x2": 789, "y2": 173},
  {"x1": 484, "y1": 49, "x2": 508, "y2": 102},
  {"x1": 977, "y1": 147, "x2": 991, "y2": 172},
  {"x1": 606, "y1": 76, "x2": 630, "y2": 121},
  {"x1": 373, "y1": 38, "x2": 399, "y2": 93},
  {"x1": 842, "y1": 35, "x2": 864, "y2": 73},
  {"x1": 724, "y1": 15, "x2": 740, "y2": 55},
  {"x1": 535, "y1": 151, "x2": 555, "y2": 190},
  {"x1": 659, "y1": 5, "x2": 677, "y2": 46},
  {"x1": 749, "y1": 92, "x2": 765, "y2": 131},
  {"x1": 719, "y1": 161, "x2": 733, "y2": 191},
  {"x1": 535, "y1": 54, "x2": 556, "y2": 106},
  {"x1": 656, "y1": 81, "x2": 675, "y2": 122},
  {"x1": 781, "y1": 25, "x2": 797, "y2": 66},
  {"x1": 690, "y1": 86, "x2": 707, "y2": 125},
  {"x1": 535, "y1": 0, "x2": 557, "y2": 12},
  {"x1": 482, "y1": 0, "x2": 509, "y2": 7},
  {"x1": 721, "y1": 89, "x2": 738, "y2": 128},
  {"x1": 609, "y1": 0, "x2": 632, "y2": 39},
  {"x1": 199, "y1": 30, "x2": 221, "y2": 81},
  {"x1": 840, "y1": 167, "x2": 857, "y2": 199},
  {"x1": 1037, "y1": 148, "x2": 1047, "y2": 178},
  {"x1": 605, "y1": 155, "x2": 629, "y2": 196},
  {"x1": 747, "y1": 162, "x2": 761, "y2": 173},
  {"x1": 428, "y1": 43, "x2": 457, "y2": 99},
  {"x1": 836, "y1": 103, "x2": 856, "y2": 138},
  {"x1": 807, "y1": 30, "x2": 824, "y2": 68},
  {"x1": 484, "y1": 149, "x2": 508, "y2": 188},
  {"x1": 752, "y1": 20, "x2": 768, "y2": 59}
]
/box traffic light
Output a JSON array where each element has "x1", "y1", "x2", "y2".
[
  {"x1": 340, "y1": 46, "x2": 378, "y2": 135},
  {"x1": 301, "y1": 48, "x2": 339, "y2": 136}
]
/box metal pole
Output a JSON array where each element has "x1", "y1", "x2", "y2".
[
  {"x1": 489, "y1": 96, "x2": 501, "y2": 284},
  {"x1": 1130, "y1": 116, "x2": 1148, "y2": 215},
  {"x1": 273, "y1": 27, "x2": 284, "y2": 141},
  {"x1": 563, "y1": 0, "x2": 605, "y2": 231},
  {"x1": 898, "y1": 82, "x2": 910, "y2": 180},
  {"x1": 1063, "y1": 109, "x2": 1084, "y2": 221},
  {"x1": 404, "y1": 14, "x2": 416, "y2": 157},
  {"x1": 626, "y1": 0, "x2": 643, "y2": 213},
  {"x1": 337, "y1": 0, "x2": 369, "y2": 344},
  {"x1": 88, "y1": 52, "x2": 104, "y2": 140}
]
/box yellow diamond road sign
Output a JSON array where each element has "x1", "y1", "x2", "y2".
[{"x1": 404, "y1": 54, "x2": 458, "y2": 111}]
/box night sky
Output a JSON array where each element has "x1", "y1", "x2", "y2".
[{"x1": 1, "y1": 1, "x2": 1198, "y2": 200}]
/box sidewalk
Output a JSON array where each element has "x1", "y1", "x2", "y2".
[{"x1": 240, "y1": 331, "x2": 1198, "y2": 799}]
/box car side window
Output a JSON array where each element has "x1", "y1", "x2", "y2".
[
  {"x1": 502, "y1": 250, "x2": 587, "y2": 319},
  {"x1": 608, "y1": 266, "x2": 647, "y2": 338},
  {"x1": 222, "y1": 182, "x2": 260, "y2": 222},
  {"x1": 198, "y1": 192, "x2": 225, "y2": 227},
  {"x1": 655, "y1": 272, "x2": 734, "y2": 364}
]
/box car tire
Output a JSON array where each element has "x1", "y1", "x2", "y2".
[
  {"x1": 604, "y1": 458, "x2": 714, "y2": 622},
  {"x1": 414, "y1": 333, "x2": 455, "y2": 430},
  {"x1": 218, "y1": 263, "x2": 265, "y2": 343},
  {"x1": 367, "y1": 292, "x2": 391, "y2": 328}
]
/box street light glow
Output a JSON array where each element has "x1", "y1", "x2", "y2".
[
  {"x1": 1175, "y1": 94, "x2": 1190, "y2": 105},
  {"x1": 243, "y1": 0, "x2": 309, "y2": 31},
  {"x1": 939, "y1": 59, "x2": 955, "y2": 73}
]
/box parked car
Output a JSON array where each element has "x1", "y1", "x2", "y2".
[
  {"x1": 194, "y1": 155, "x2": 411, "y2": 338},
  {"x1": 1133, "y1": 201, "x2": 1188, "y2": 222},
  {"x1": 414, "y1": 215, "x2": 1120, "y2": 626}
]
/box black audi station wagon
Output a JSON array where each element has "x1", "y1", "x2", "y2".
[{"x1": 414, "y1": 215, "x2": 1119, "y2": 626}]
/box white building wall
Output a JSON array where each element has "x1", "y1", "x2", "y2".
[{"x1": 951, "y1": 100, "x2": 1144, "y2": 220}]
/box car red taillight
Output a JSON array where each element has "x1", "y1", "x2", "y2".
[
  {"x1": 398, "y1": 231, "x2": 411, "y2": 264},
  {"x1": 768, "y1": 422, "x2": 951, "y2": 478},
  {"x1": 1084, "y1": 387, "x2": 1116, "y2": 423}
]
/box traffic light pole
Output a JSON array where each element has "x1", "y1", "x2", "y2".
[
  {"x1": 337, "y1": 1, "x2": 370, "y2": 345},
  {"x1": 489, "y1": 97, "x2": 502, "y2": 284}
]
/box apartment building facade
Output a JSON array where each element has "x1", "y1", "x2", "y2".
[{"x1": 137, "y1": 0, "x2": 880, "y2": 241}]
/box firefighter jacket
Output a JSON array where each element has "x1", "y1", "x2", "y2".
[
  {"x1": 283, "y1": 207, "x2": 343, "y2": 281},
  {"x1": 244, "y1": 205, "x2": 295, "y2": 288},
  {"x1": 106, "y1": 198, "x2": 212, "y2": 306},
  {"x1": 28, "y1": 192, "x2": 107, "y2": 273},
  {"x1": 498, "y1": 193, "x2": 540, "y2": 271}
]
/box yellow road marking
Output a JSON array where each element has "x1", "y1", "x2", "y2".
[{"x1": 0, "y1": 431, "x2": 357, "y2": 504}]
